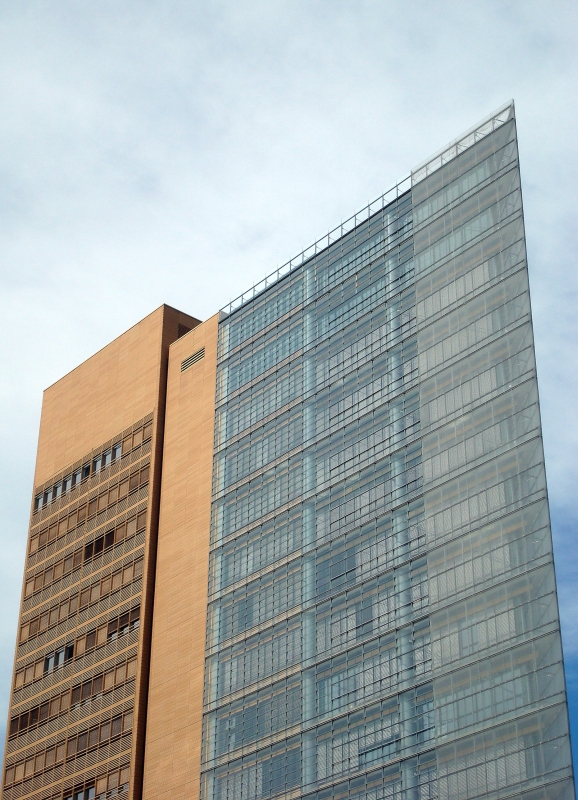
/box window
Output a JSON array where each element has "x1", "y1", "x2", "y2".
[
  {"x1": 44, "y1": 643, "x2": 73, "y2": 674},
  {"x1": 107, "y1": 606, "x2": 140, "y2": 641},
  {"x1": 31, "y1": 426, "x2": 148, "y2": 514},
  {"x1": 64, "y1": 785, "x2": 95, "y2": 800},
  {"x1": 84, "y1": 529, "x2": 114, "y2": 562},
  {"x1": 57, "y1": 645, "x2": 73, "y2": 667},
  {"x1": 10, "y1": 660, "x2": 133, "y2": 737}
]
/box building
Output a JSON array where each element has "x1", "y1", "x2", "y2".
[{"x1": 1, "y1": 100, "x2": 575, "y2": 800}]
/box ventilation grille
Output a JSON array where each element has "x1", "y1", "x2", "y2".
[
  {"x1": 181, "y1": 348, "x2": 205, "y2": 372},
  {"x1": 177, "y1": 324, "x2": 191, "y2": 339}
]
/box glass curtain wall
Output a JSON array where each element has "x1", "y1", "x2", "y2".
[{"x1": 201, "y1": 103, "x2": 575, "y2": 800}]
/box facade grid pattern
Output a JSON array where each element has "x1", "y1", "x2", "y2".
[
  {"x1": 3, "y1": 422, "x2": 154, "y2": 800},
  {"x1": 202, "y1": 102, "x2": 575, "y2": 800}
]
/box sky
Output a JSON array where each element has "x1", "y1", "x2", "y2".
[{"x1": 1, "y1": 0, "x2": 578, "y2": 768}]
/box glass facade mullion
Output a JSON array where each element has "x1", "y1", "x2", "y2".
[{"x1": 201, "y1": 106, "x2": 574, "y2": 800}]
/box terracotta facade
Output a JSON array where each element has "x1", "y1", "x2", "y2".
[
  {"x1": 2, "y1": 306, "x2": 204, "y2": 800},
  {"x1": 141, "y1": 314, "x2": 219, "y2": 800}
]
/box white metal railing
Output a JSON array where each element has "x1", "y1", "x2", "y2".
[
  {"x1": 411, "y1": 100, "x2": 515, "y2": 185},
  {"x1": 220, "y1": 99, "x2": 516, "y2": 317},
  {"x1": 220, "y1": 175, "x2": 412, "y2": 317}
]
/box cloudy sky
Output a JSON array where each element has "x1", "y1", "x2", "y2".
[{"x1": 1, "y1": 0, "x2": 577, "y2": 764}]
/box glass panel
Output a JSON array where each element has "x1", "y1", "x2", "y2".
[{"x1": 202, "y1": 113, "x2": 573, "y2": 800}]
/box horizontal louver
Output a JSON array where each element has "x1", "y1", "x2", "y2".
[{"x1": 181, "y1": 348, "x2": 205, "y2": 372}]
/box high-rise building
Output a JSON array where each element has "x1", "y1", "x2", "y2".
[{"x1": 2, "y1": 100, "x2": 574, "y2": 800}]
